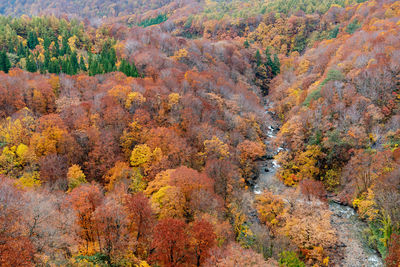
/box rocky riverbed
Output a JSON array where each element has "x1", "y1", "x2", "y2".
[{"x1": 250, "y1": 101, "x2": 383, "y2": 266}]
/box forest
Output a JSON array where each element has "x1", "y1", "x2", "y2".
[{"x1": 0, "y1": 0, "x2": 399, "y2": 266}]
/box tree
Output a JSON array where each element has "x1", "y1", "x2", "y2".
[
  {"x1": 67, "y1": 164, "x2": 87, "y2": 191},
  {"x1": 255, "y1": 190, "x2": 286, "y2": 230},
  {"x1": 119, "y1": 58, "x2": 139, "y2": 77},
  {"x1": 244, "y1": 40, "x2": 249, "y2": 48},
  {"x1": 299, "y1": 179, "x2": 327, "y2": 201},
  {"x1": 151, "y1": 218, "x2": 188, "y2": 267},
  {"x1": 69, "y1": 183, "x2": 103, "y2": 254},
  {"x1": 0, "y1": 236, "x2": 34, "y2": 267},
  {"x1": 279, "y1": 251, "x2": 305, "y2": 267},
  {"x1": 104, "y1": 161, "x2": 145, "y2": 192},
  {"x1": 0, "y1": 178, "x2": 35, "y2": 266},
  {"x1": 27, "y1": 31, "x2": 39, "y2": 50},
  {"x1": 265, "y1": 47, "x2": 280, "y2": 76},
  {"x1": 386, "y1": 233, "x2": 400, "y2": 267},
  {"x1": 190, "y1": 219, "x2": 216, "y2": 266},
  {"x1": 255, "y1": 50, "x2": 261, "y2": 66},
  {"x1": 204, "y1": 242, "x2": 276, "y2": 267},
  {"x1": 238, "y1": 140, "x2": 265, "y2": 181},
  {"x1": 94, "y1": 197, "x2": 129, "y2": 260},
  {"x1": 282, "y1": 201, "x2": 336, "y2": 264},
  {"x1": 205, "y1": 159, "x2": 237, "y2": 202},
  {"x1": 39, "y1": 154, "x2": 68, "y2": 189},
  {"x1": 151, "y1": 185, "x2": 186, "y2": 219},
  {"x1": 0, "y1": 50, "x2": 11, "y2": 73},
  {"x1": 125, "y1": 192, "x2": 154, "y2": 257},
  {"x1": 26, "y1": 55, "x2": 37, "y2": 73}
]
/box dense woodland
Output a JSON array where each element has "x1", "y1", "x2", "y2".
[{"x1": 0, "y1": 0, "x2": 399, "y2": 266}]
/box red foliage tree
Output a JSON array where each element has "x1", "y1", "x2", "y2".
[
  {"x1": 299, "y1": 179, "x2": 327, "y2": 201},
  {"x1": 0, "y1": 177, "x2": 34, "y2": 266},
  {"x1": 386, "y1": 233, "x2": 400, "y2": 267},
  {"x1": 124, "y1": 192, "x2": 154, "y2": 256},
  {"x1": 190, "y1": 219, "x2": 217, "y2": 266},
  {"x1": 69, "y1": 183, "x2": 103, "y2": 254},
  {"x1": 151, "y1": 218, "x2": 188, "y2": 267}
]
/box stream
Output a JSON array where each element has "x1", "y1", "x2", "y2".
[{"x1": 251, "y1": 101, "x2": 384, "y2": 266}]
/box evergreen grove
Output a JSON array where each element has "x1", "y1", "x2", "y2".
[{"x1": 0, "y1": 17, "x2": 139, "y2": 77}]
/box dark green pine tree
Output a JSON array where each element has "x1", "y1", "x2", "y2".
[
  {"x1": 8, "y1": 45, "x2": 15, "y2": 54},
  {"x1": 130, "y1": 61, "x2": 139, "y2": 77},
  {"x1": 272, "y1": 54, "x2": 280, "y2": 75},
  {"x1": 118, "y1": 59, "x2": 139, "y2": 77},
  {"x1": 0, "y1": 50, "x2": 11, "y2": 73},
  {"x1": 99, "y1": 42, "x2": 117, "y2": 73},
  {"x1": 70, "y1": 52, "x2": 79, "y2": 74},
  {"x1": 43, "y1": 35, "x2": 52, "y2": 50},
  {"x1": 255, "y1": 50, "x2": 262, "y2": 66},
  {"x1": 27, "y1": 31, "x2": 39, "y2": 50},
  {"x1": 44, "y1": 50, "x2": 50, "y2": 70},
  {"x1": 66, "y1": 59, "x2": 74, "y2": 75},
  {"x1": 89, "y1": 55, "x2": 101, "y2": 76},
  {"x1": 265, "y1": 47, "x2": 280, "y2": 76},
  {"x1": 79, "y1": 56, "x2": 87, "y2": 72},
  {"x1": 60, "y1": 36, "x2": 71, "y2": 56},
  {"x1": 17, "y1": 42, "x2": 26, "y2": 57},
  {"x1": 53, "y1": 40, "x2": 60, "y2": 58},
  {"x1": 48, "y1": 59, "x2": 60, "y2": 74},
  {"x1": 26, "y1": 55, "x2": 37, "y2": 73},
  {"x1": 119, "y1": 59, "x2": 129, "y2": 76}
]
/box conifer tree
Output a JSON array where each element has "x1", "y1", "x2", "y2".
[
  {"x1": 26, "y1": 55, "x2": 37, "y2": 73},
  {"x1": 27, "y1": 31, "x2": 39, "y2": 50},
  {"x1": 0, "y1": 50, "x2": 11, "y2": 73}
]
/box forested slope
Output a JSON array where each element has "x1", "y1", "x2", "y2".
[{"x1": 0, "y1": 0, "x2": 399, "y2": 266}]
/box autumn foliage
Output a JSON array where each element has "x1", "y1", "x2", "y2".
[{"x1": 0, "y1": 0, "x2": 399, "y2": 266}]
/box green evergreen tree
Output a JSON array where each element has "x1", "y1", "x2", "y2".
[
  {"x1": 255, "y1": 50, "x2": 261, "y2": 66},
  {"x1": 0, "y1": 50, "x2": 11, "y2": 73},
  {"x1": 27, "y1": 31, "x2": 39, "y2": 50},
  {"x1": 70, "y1": 52, "x2": 79, "y2": 74},
  {"x1": 26, "y1": 55, "x2": 37, "y2": 73},
  {"x1": 265, "y1": 47, "x2": 280, "y2": 76},
  {"x1": 89, "y1": 55, "x2": 101, "y2": 76},
  {"x1": 61, "y1": 37, "x2": 71, "y2": 56},
  {"x1": 79, "y1": 56, "x2": 87, "y2": 72},
  {"x1": 53, "y1": 40, "x2": 60, "y2": 58},
  {"x1": 48, "y1": 59, "x2": 60, "y2": 74},
  {"x1": 272, "y1": 54, "x2": 280, "y2": 75},
  {"x1": 43, "y1": 35, "x2": 52, "y2": 50},
  {"x1": 17, "y1": 42, "x2": 25, "y2": 57},
  {"x1": 119, "y1": 59, "x2": 139, "y2": 77}
]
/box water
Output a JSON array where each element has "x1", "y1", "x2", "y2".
[
  {"x1": 251, "y1": 102, "x2": 383, "y2": 266},
  {"x1": 329, "y1": 202, "x2": 384, "y2": 267}
]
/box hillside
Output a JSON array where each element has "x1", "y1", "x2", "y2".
[{"x1": 0, "y1": 0, "x2": 399, "y2": 266}]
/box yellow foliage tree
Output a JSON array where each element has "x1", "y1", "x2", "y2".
[
  {"x1": 172, "y1": 48, "x2": 189, "y2": 61},
  {"x1": 150, "y1": 185, "x2": 186, "y2": 219},
  {"x1": 67, "y1": 164, "x2": 87, "y2": 191},
  {"x1": 120, "y1": 120, "x2": 144, "y2": 158},
  {"x1": 144, "y1": 169, "x2": 173, "y2": 196},
  {"x1": 16, "y1": 171, "x2": 41, "y2": 189},
  {"x1": 168, "y1": 93, "x2": 181, "y2": 109},
  {"x1": 108, "y1": 85, "x2": 131, "y2": 104},
  {"x1": 203, "y1": 136, "x2": 230, "y2": 160},
  {"x1": 255, "y1": 190, "x2": 286, "y2": 230},
  {"x1": 277, "y1": 145, "x2": 322, "y2": 186},
  {"x1": 130, "y1": 144, "x2": 162, "y2": 176},
  {"x1": 125, "y1": 92, "x2": 146, "y2": 109},
  {"x1": 104, "y1": 161, "x2": 146, "y2": 192}
]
